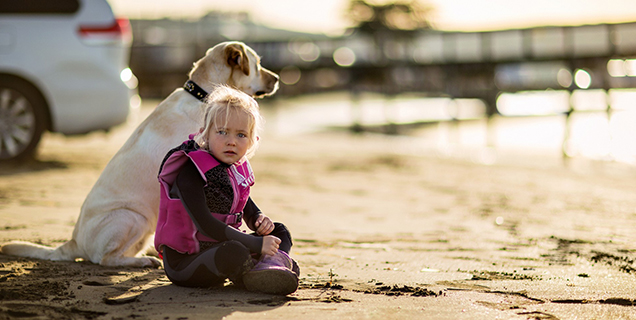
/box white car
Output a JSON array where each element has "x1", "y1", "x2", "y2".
[{"x1": 0, "y1": 0, "x2": 138, "y2": 161}]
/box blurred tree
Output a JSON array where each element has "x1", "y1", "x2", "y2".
[
  {"x1": 346, "y1": 0, "x2": 435, "y2": 78},
  {"x1": 348, "y1": 0, "x2": 434, "y2": 34}
]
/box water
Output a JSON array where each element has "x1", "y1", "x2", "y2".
[{"x1": 261, "y1": 90, "x2": 636, "y2": 166}]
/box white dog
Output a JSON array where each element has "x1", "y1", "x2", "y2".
[{"x1": 1, "y1": 41, "x2": 279, "y2": 267}]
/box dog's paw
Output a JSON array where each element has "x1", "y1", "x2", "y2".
[{"x1": 144, "y1": 256, "x2": 163, "y2": 268}]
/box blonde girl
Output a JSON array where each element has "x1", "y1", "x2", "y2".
[{"x1": 155, "y1": 85, "x2": 298, "y2": 295}]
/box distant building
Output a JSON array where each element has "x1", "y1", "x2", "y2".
[{"x1": 129, "y1": 12, "x2": 636, "y2": 107}]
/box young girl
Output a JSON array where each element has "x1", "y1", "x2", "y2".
[{"x1": 155, "y1": 85, "x2": 299, "y2": 295}]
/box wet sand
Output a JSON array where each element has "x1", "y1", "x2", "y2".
[{"x1": 1, "y1": 101, "x2": 636, "y2": 319}]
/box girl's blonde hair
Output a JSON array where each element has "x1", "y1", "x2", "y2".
[{"x1": 194, "y1": 85, "x2": 263, "y2": 159}]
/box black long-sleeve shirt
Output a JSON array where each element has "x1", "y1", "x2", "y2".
[{"x1": 172, "y1": 159, "x2": 263, "y2": 253}]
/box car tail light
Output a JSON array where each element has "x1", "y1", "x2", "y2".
[{"x1": 78, "y1": 17, "x2": 132, "y2": 44}]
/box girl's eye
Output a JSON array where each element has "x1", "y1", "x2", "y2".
[
  {"x1": 217, "y1": 130, "x2": 227, "y2": 135},
  {"x1": 237, "y1": 133, "x2": 247, "y2": 138}
]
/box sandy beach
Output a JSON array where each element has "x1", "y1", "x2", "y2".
[{"x1": 1, "y1": 100, "x2": 636, "y2": 319}]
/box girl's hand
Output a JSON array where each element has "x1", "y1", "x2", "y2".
[
  {"x1": 261, "y1": 235, "x2": 281, "y2": 256},
  {"x1": 254, "y1": 214, "x2": 274, "y2": 236}
]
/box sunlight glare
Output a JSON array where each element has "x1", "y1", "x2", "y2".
[
  {"x1": 571, "y1": 90, "x2": 607, "y2": 111},
  {"x1": 607, "y1": 59, "x2": 626, "y2": 77},
  {"x1": 557, "y1": 68, "x2": 573, "y2": 87},
  {"x1": 120, "y1": 68, "x2": 138, "y2": 89},
  {"x1": 300, "y1": 44, "x2": 321, "y2": 62},
  {"x1": 497, "y1": 91, "x2": 569, "y2": 116},
  {"x1": 333, "y1": 47, "x2": 356, "y2": 67},
  {"x1": 569, "y1": 113, "x2": 611, "y2": 159},
  {"x1": 625, "y1": 59, "x2": 636, "y2": 76},
  {"x1": 609, "y1": 88, "x2": 636, "y2": 110},
  {"x1": 289, "y1": 42, "x2": 321, "y2": 62},
  {"x1": 609, "y1": 110, "x2": 636, "y2": 164},
  {"x1": 574, "y1": 69, "x2": 591, "y2": 89},
  {"x1": 280, "y1": 65, "x2": 301, "y2": 85}
]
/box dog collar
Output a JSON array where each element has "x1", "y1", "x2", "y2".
[{"x1": 183, "y1": 80, "x2": 208, "y2": 102}]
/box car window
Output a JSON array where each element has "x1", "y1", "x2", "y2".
[{"x1": 0, "y1": 0, "x2": 80, "y2": 14}]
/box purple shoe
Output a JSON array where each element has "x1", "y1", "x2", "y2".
[{"x1": 243, "y1": 250, "x2": 299, "y2": 295}]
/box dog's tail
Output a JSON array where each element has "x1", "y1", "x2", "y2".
[{"x1": 1, "y1": 240, "x2": 81, "y2": 262}]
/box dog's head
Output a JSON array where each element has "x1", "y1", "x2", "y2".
[{"x1": 189, "y1": 41, "x2": 279, "y2": 98}]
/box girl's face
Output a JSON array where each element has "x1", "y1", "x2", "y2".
[{"x1": 206, "y1": 110, "x2": 252, "y2": 164}]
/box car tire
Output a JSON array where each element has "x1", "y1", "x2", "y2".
[{"x1": 0, "y1": 77, "x2": 49, "y2": 161}]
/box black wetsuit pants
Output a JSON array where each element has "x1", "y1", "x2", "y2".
[{"x1": 162, "y1": 222, "x2": 293, "y2": 287}]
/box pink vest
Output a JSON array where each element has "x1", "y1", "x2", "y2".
[{"x1": 154, "y1": 146, "x2": 255, "y2": 255}]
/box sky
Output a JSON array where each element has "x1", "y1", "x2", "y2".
[{"x1": 109, "y1": 0, "x2": 636, "y2": 34}]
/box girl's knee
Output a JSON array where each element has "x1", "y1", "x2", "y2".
[
  {"x1": 272, "y1": 223, "x2": 293, "y2": 253},
  {"x1": 215, "y1": 241, "x2": 252, "y2": 276},
  {"x1": 272, "y1": 223, "x2": 290, "y2": 236}
]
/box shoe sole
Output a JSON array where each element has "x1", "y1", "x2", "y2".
[{"x1": 243, "y1": 268, "x2": 299, "y2": 295}]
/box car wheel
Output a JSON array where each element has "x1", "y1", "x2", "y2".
[{"x1": 0, "y1": 80, "x2": 48, "y2": 161}]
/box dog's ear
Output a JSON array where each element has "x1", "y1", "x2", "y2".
[{"x1": 225, "y1": 43, "x2": 250, "y2": 76}]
